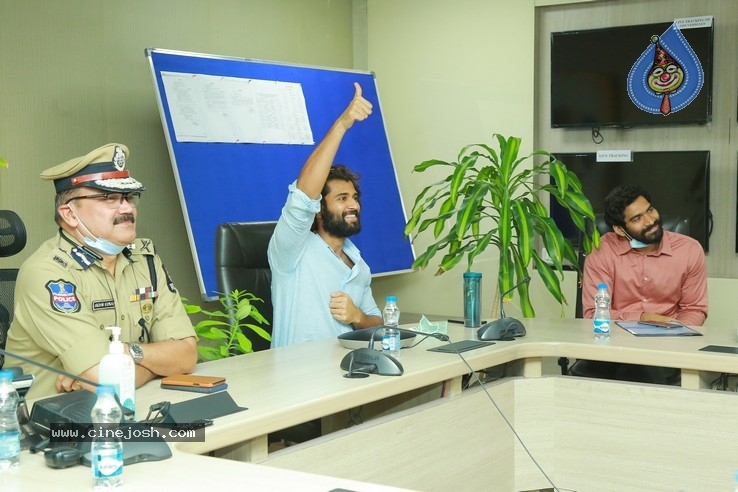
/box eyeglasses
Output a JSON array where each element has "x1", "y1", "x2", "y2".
[{"x1": 66, "y1": 192, "x2": 141, "y2": 208}]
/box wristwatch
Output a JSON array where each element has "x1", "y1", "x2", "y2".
[{"x1": 128, "y1": 343, "x2": 144, "y2": 365}]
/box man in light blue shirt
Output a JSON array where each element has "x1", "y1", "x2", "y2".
[{"x1": 268, "y1": 83, "x2": 383, "y2": 348}]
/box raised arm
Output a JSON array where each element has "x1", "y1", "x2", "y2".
[{"x1": 296, "y1": 82, "x2": 372, "y2": 199}]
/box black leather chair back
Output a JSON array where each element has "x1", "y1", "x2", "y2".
[
  {"x1": 0, "y1": 210, "x2": 27, "y2": 368},
  {"x1": 0, "y1": 210, "x2": 26, "y2": 258},
  {"x1": 0, "y1": 269, "x2": 18, "y2": 355},
  {"x1": 215, "y1": 220, "x2": 322, "y2": 442},
  {"x1": 574, "y1": 214, "x2": 689, "y2": 318},
  {"x1": 214, "y1": 221, "x2": 276, "y2": 352}
]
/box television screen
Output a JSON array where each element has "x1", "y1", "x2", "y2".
[
  {"x1": 550, "y1": 18, "x2": 713, "y2": 129},
  {"x1": 550, "y1": 151, "x2": 711, "y2": 251}
]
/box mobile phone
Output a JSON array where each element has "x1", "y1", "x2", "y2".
[
  {"x1": 160, "y1": 374, "x2": 226, "y2": 388},
  {"x1": 639, "y1": 321, "x2": 683, "y2": 329},
  {"x1": 160, "y1": 383, "x2": 228, "y2": 394}
]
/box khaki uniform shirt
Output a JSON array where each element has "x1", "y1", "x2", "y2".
[{"x1": 6, "y1": 231, "x2": 195, "y2": 399}]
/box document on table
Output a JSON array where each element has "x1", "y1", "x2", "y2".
[{"x1": 615, "y1": 321, "x2": 702, "y2": 337}]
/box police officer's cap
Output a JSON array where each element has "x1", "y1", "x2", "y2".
[{"x1": 41, "y1": 143, "x2": 145, "y2": 194}]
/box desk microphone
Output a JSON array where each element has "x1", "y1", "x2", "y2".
[
  {"x1": 340, "y1": 325, "x2": 403, "y2": 377},
  {"x1": 0, "y1": 346, "x2": 105, "y2": 457},
  {"x1": 477, "y1": 276, "x2": 530, "y2": 341},
  {"x1": 339, "y1": 326, "x2": 450, "y2": 377}
]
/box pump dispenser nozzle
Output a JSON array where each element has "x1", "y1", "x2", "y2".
[{"x1": 106, "y1": 326, "x2": 124, "y2": 354}]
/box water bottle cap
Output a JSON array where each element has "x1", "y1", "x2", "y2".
[
  {"x1": 0, "y1": 370, "x2": 13, "y2": 382},
  {"x1": 386, "y1": 295, "x2": 397, "y2": 302},
  {"x1": 597, "y1": 283, "x2": 608, "y2": 289},
  {"x1": 463, "y1": 272, "x2": 482, "y2": 279}
]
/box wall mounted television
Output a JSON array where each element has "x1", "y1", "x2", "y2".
[
  {"x1": 550, "y1": 19, "x2": 714, "y2": 129},
  {"x1": 549, "y1": 151, "x2": 711, "y2": 251}
]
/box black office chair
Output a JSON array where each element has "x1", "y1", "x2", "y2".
[
  {"x1": 215, "y1": 221, "x2": 276, "y2": 353},
  {"x1": 0, "y1": 210, "x2": 27, "y2": 368},
  {"x1": 214, "y1": 221, "x2": 321, "y2": 444},
  {"x1": 558, "y1": 214, "x2": 689, "y2": 384}
]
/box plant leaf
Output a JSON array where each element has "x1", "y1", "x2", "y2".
[
  {"x1": 455, "y1": 182, "x2": 487, "y2": 241},
  {"x1": 196, "y1": 327, "x2": 229, "y2": 340},
  {"x1": 532, "y1": 251, "x2": 565, "y2": 305},
  {"x1": 511, "y1": 249, "x2": 534, "y2": 317},
  {"x1": 413, "y1": 158, "x2": 452, "y2": 172},
  {"x1": 243, "y1": 323, "x2": 272, "y2": 341},
  {"x1": 235, "y1": 331, "x2": 254, "y2": 354},
  {"x1": 549, "y1": 158, "x2": 568, "y2": 196},
  {"x1": 511, "y1": 200, "x2": 533, "y2": 267},
  {"x1": 197, "y1": 346, "x2": 221, "y2": 361}
]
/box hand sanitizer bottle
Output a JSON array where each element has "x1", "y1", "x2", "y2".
[{"x1": 98, "y1": 326, "x2": 136, "y2": 421}]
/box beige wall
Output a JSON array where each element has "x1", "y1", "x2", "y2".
[
  {"x1": 366, "y1": 0, "x2": 537, "y2": 320},
  {"x1": 0, "y1": 0, "x2": 353, "y2": 304}
]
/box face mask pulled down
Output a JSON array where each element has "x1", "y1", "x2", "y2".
[{"x1": 70, "y1": 204, "x2": 129, "y2": 256}]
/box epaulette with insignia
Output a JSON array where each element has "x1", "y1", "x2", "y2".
[
  {"x1": 69, "y1": 246, "x2": 97, "y2": 270},
  {"x1": 128, "y1": 237, "x2": 156, "y2": 256}
]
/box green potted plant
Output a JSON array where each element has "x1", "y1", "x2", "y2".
[
  {"x1": 404, "y1": 134, "x2": 599, "y2": 317},
  {"x1": 183, "y1": 289, "x2": 271, "y2": 361}
]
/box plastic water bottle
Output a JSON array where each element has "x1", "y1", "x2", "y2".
[
  {"x1": 593, "y1": 283, "x2": 611, "y2": 340},
  {"x1": 91, "y1": 385, "x2": 123, "y2": 489},
  {"x1": 0, "y1": 370, "x2": 20, "y2": 471},
  {"x1": 382, "y1": 295, "x2": 401, "y2": 357}
]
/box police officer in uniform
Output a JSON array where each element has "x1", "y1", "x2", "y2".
[{"x1": 6, "y1": 143, "x2": 197, "y2": 399}]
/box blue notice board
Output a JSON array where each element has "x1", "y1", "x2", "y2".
[{"x1": 145, "y1": 49, "x2": 414, "y2": 300}]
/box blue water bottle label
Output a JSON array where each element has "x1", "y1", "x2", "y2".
[
  {"x1": 93, "y1": 447, "x2": 123, "y2": 478},
  {"x1": 381, "y1": 332, "x2": 390, "y2": 351},
  {"x1": 594, "y1": 319, "x2": 610, "y2": 334},
  {"x1": 0, "y1": 431, "x2": 20, "y2": 459},
  {"x1": 389, "y1": 333, "x2": 400, "y2": 352}
]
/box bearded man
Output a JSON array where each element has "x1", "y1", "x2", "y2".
[
  {"x1": 582, "y1": 184, "x2": 707, "y2": 325},
  {"x1": 572, "y1": 184, "x2": 707, "y2": 384},
  {"x1": 268, "y1": 83, "x2": 383, "y2": 347}
]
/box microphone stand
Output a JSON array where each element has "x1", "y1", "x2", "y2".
[
  {"x1": 339, "y1": 325, "x2": 452, "y2": 377},
  {"x1": 340, "y1": 325, "x2": 404, "y2": 377},
  {"x1": 477, "y1": 277, "x2": 531, "y2": 341}
]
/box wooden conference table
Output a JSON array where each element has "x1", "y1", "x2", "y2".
[{"x1": 12, "y1": 317, "x2": 738, "y2": 490}]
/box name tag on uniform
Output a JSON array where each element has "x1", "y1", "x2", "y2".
[{"x1": 92, "y1": 299, "x2": 116, "y2": 311}]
